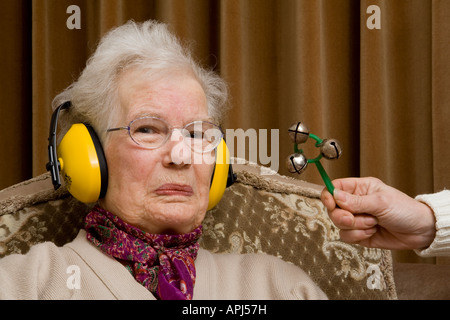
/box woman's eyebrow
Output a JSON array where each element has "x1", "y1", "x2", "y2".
[
  {"x1": 130, "y1": 113, "x2": 215, "y2": 125},
  {"x1": 192, "y1": 116, "x2": 215, "y2": 123}
]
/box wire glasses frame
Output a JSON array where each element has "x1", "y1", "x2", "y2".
[{"x1": 106, "y1": 116, "x2": 224, "y2": 153}]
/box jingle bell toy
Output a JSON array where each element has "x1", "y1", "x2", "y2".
[
  {"x1": 286, "y1": 152, "x2": 308, "y2": 174},
  {"x1": 286, "y1": 122, "x2": 342, "y2": 195},
  {"x1": 319, "y1": 139, "x2": 343, "y2": 160}
]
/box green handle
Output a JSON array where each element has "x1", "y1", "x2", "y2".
[
  {"x1": 293, "y1": 133, "x2": 335, "y2": 195},
  {"x1": 314, "y1": 161, "x2": 335, "y2": 195}
]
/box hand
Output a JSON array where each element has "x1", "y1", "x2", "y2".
[{"x1": 320, "y1": 177, "x2": 436, "y2": 250}]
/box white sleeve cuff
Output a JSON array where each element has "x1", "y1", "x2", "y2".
[{"x1": 414, "y1": 190, "x2": 450, "y2": 257}]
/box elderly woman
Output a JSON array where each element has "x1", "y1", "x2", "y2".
[{"x1": 0, "y1": 20, "x2": 326, "y2": 300}]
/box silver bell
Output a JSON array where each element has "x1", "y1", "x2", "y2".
[
  {"x1": 286, "y1": 153, "x2": 308, "y2": 174},
  {"x1": 288, "y1": 122, "x2": 309, "y2": 144},
  {"x1": 319, "y1": 139, "x2": 342, "y2": 160}
]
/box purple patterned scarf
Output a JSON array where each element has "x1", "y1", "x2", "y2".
[{"x1": 84, "y1": 205, "x2": 202, "y2": 300}]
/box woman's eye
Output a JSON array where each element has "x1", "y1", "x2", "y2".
[
  {"x1": 190, "y1": 131, "x2": 204, "y2": 139},
  {"x1": 135, "y1": 126, "x2": 156, "y2": 134}
]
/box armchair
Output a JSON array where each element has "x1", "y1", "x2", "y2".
[{"x1": 4, "y1": 159, "x2": 442, "y2": 299}]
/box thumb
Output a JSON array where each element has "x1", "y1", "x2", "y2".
[{"x1": 333, "y1": 188, "x2": 380, "y2": 215}]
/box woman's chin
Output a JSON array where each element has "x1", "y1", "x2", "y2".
[{"x1": 142, "y1": 202, "x2": 207, "y2": 234}]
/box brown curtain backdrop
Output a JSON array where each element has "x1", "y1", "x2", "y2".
[{"x1": 1, "y1": 0, "x2": 449, "y2": 265}]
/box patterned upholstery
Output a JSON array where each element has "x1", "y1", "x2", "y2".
[{"x1": 0, "y1": 161, "x2": 397, "y2": 299}]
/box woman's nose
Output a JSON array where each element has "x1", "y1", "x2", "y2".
[{"x1": 164, "y1": 129, "x2": 192, "y2": 166}]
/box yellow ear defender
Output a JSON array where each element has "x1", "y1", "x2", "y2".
[
  {"x1": 46, "y1": 102, "x2": 108, "y2": 203},
  {"x1": 207, "y1": 138, "x2": 236, "y2": 210},
  {"x1": 47, "y1": 102, "x2": 236, "y2": 208}
]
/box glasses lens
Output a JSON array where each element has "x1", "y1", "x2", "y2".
[
  {"x1": 129, "y1": 117, "x2": 169, "y2": 148},
  {"x1": 184, "y1": 121, "x2": 223, "y2": 153},
  {"x1": 127, "y1": 118, "x2": 223, "y2": 152}
]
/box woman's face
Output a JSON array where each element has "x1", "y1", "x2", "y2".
[{"x1": 99, "y1": 69, "x2": 215, "y2": 235}]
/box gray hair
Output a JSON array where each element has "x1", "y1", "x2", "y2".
[{"x1": 53, "y1": 20, "x2": 229, "y2": 144}]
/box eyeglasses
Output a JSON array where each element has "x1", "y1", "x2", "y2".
[{"x1": 106, "y1": 117, "x2": 223, "y2": 153}]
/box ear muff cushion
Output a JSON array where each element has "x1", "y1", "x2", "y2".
[
  {"x1": 207, "y1": 139, "x2": 230, "y2": 210},
  {"x1": 57, "y1": 123, "x2": 108, "y2": 203}
]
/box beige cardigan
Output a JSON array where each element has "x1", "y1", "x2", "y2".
[{"x1": 0, "y1": 230, "x2": 327, "y2": 300}]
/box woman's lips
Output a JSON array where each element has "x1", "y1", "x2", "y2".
[{"x1": 155, "y1": 184, "x2": 194, "y2": 196}]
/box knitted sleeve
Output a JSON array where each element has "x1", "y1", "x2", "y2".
[{"x1": 414, "y1": 190, "x2": 450, "y2": 257}]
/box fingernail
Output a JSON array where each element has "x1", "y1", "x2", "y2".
[
  {"x1": 341, "y1": 215, "x2": 354, "y2": 227},
  {"x1": 365, "y1": 227, "x2": 377, "y2": 236},
  {"x1": 333, "y1": 188, "x2": 346, "y2": 202},
  {"x1": 365, "y1": 216, "x2": 378, "y2": 227}
]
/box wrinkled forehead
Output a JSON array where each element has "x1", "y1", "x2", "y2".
[{"x1": 116, "y1": 68, "x2": 210, "y2": 125}]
